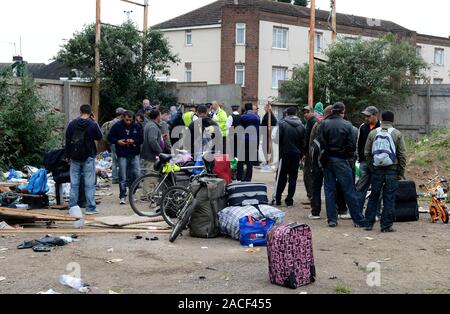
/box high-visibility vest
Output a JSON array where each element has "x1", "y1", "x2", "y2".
[{"x1": 182, "y1": 111, "x2": 195, "y2": 126}]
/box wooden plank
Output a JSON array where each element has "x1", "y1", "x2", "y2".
[
  {"x1": 0, "y1": 228, "x2": 171, "y2": 234},
  {"x1": 0, "y1": 207, "x2": 79, "y2": 221},
  {"x1": 0, "y1": 182, "x2": 22, "y2": 187}
]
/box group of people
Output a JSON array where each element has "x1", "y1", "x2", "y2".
[
  {"x1": 65, "y1": 98, "x2": 407, "y2": 232},
  {"x1": 275, "y1": 102, "x2": 406, "y2": 233}
]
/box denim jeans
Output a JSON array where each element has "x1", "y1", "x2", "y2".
[
  {"x1": 110, "y1": 144, "x2": 119, "y2": 181},
  {"x1": 323, "y1": 157, "x2": 365, "y2": 225},
  {"x1": 118, "y1": 155, "x2": 141, "y2": 199},
  {"x1": 69, "y1": 157, "x2": 97, "y2": 212},
  {"x1": 356, "y1": 161, "x2": 382, "y2": 216},
  {"x1": 365, "y1": 169, "x2": 399, "y2": 230}
]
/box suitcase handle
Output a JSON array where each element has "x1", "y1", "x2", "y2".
[{"x1": 287, "y1": 223, "x2": 307, "y2": 229}]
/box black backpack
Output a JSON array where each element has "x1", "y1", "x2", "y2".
[{"x1": 68, "y1": 125, "x2": 90, "y2": 161}]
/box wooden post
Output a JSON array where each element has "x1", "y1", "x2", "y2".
[
  {"x1": 93, "y1": 0, "x2": 101, "y2": 119},
  {"x1": 308, "y1": 0, "x2": 316, "y2": 111},
  {"x1": 143, "y1": 0, "x2": 149, "y2": 33},
  {"x1": 267, "y1": 102, "x2": 272, "y2": 164},
  {"x1": 331, "y1": 0, "x2": 337, "y2": 41}
]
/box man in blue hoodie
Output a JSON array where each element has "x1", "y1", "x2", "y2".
[
  {"x1": 65, "y1": 104, "x2": 103, "y2": 215},
  {"x1": 108, "y1": 111, "x2": 143, "y2": 205}
]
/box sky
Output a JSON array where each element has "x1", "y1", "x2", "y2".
[{"x1": 0, "y1": 0, "x2": 449, "y2": 64}]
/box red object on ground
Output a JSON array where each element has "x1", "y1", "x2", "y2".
[{"x1": 213, "y1": 154, "x2": 232, "y2": 184}]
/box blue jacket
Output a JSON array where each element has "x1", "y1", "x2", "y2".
[
  {"x1": 108, "y1": 120, "x2": 143, "y2": 158},
  {"x1": 65, "y1": 117, "x2": 103, "y2": 160},
  {"x1": 240, "y1": 110, "x2": 260, "y2": 144}
]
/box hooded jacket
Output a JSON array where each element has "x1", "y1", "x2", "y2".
[
  {"x1": 141, "y1": 119, "x2": 163, "y2": 161},
  {"x1": 108, "y1": 120, "x2": 143, "y2": 158},
  {"x1": 65, "y1": 117, "x2": 103, "y2": 161},
  {"x1": 278, "y1": 116, "x2": 306, "y2": 158}
]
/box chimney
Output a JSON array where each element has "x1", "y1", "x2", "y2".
[{"x1": 12, "y1": 55, "x2": 23, "y2": 62}]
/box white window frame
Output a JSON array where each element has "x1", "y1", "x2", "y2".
[
  {"x1": 416, "y1": 45, "x2": 422, "y2": 57},
  {"x1": 185, "y1": 30, "x2": 192, "y2": 46},
  {"x1": 434, "y1": 48, "x2": 444, "y2": 66},
  {"x1": 185, "y1": 62, "x2": 192, "y2": 82},
  {"x1": 236, "y1": 23, "x2": 246, "y2": 46},
  {"x1": 315, "y1": 32, "x2": 323, "y2": 54},
  {"x1": 272, "y1": 26, "x2": 288, "y2": 50},
  {"x1": 272, "y1": 66, "x2": 288, "y2": 89},
  {"x1": 235, "y1": 64, "x2": 245, "y2": 87}
]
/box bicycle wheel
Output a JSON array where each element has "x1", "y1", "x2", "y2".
[
  {"x1": 440, "y1": 206, "x2": 449, "y2": 224},
  {"x1": 129, "y1": 172, "x2": 171, "y2": 217},
  {"x1": 169, "y1": 199, "x2": 197, "y2": 243},
  {"x1": 161, "y1": 186, "x2": 193, "y2": 227}
]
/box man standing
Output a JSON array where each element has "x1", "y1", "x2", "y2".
[
  {"x1": 210, "y1": 101, "x2": 228, "y2": 153},
  {"x1": 182, "y1": 104, "x2": 198, "y2": 127},
  {"x1": 302, "y1": 105, "x2": 319, "y2": 203},
  {"x1": 356, "y1": 106, "x2": 381, "y2": 213},
  {"x1": 318, "y1": 102, "x2": 365, "y2": 228},
  {"x1": 237, "y1": 103, "x2": 260, "y2": 182},
  {"x1": 308, "y1": 105, "x2": 333, "y2": 220},
  {"x1": 274, "y1": 107, "x2": 306, "y2": 207},
  {"x1": 102, "y1": 107, "x2": 124, "y2": 184},
  {"x1": 261, "y1": 103, "x2": 278, "y2": 165},
  {"x1": 108, "y1": 111, "x2": 143, "y2": 205},
  {"x1": 141, "y1": 110, "x2": 163, "y2": 172},
  {"x1": 65, "y1": 104, "x2": 103, "y2": 215},
  {"x1": 364, "y1": 111, "x2": 406, "y2": 233},
  {"x1": 137, "y1": 99, "x2": 151, "y2": 116},
  {"x1": 160, "y1": 108, "x2": 172, "y2": 154},
  {"x1": 226, "y1": 105, "x2": 241, "y2": 160}
]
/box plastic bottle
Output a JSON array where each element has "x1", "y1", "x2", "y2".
[
  {"x1": 69, "y1": 206, "x2": 85, "y2": 229},
  {"x1": 59, "y1": 275, "x2": 84, "y2": 290}
]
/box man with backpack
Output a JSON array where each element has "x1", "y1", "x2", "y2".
[
  {"x1": 65, "y1": 104, "x2": 103, "y2": 215},
  {"x1": 364, "y1": 111, "x2": 406, "y2": 233},
  {"x1": 108, "y1": 111, "x2": 143, "y2": 205},
  {"x1": 274, "y1": 107, "x2": 306, "y2": 207},
  {"x1": 318, "y1": 102, "x2": 365, "y2": 228}
]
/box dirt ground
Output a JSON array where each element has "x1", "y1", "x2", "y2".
[{"x1": 1, "y1": 169, "x2": 450, "y2": 295}]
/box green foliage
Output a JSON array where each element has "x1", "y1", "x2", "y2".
[
  {"x1": 57, "y1": 21, "x2": 179, "y2": 122},
  {"x1": 0, "y1": 72, "x2": 65, "y2": 170},
  {"x1": 280, "y1": 34, "x2": 428, "y2": 120},
  {"x1": 335, "y1": 284, "x2": 351, "y2": 294}
]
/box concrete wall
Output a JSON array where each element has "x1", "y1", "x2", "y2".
[
  {"x1": 382, "y1": 84, "x2": 450, "y2": 138},
  {"x1": 162, "y1": 26, "x2": 222, "y2": 84}
]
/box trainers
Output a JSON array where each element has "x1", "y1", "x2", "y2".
[
  {"x1": 376, "y1": 216, "x2": 381, "y2": 222},
  {"x1": 338, "y1": 213, "x2": 352, "y2": 220},
  {"x1": 308, "y1": 214, "x2": 321, "y2": 220},
  {"x1": 364, "y1": 225, "x2": 373, "y2": 231},
  {"x1": 328, "y1": 222, "x2": 338, "y2": 228},
  {"x1": 381, "y1": 227, "x2": 396, "y2": 233},
  {"x1": 120, "y1": 198, "x2": 126, "y2": 205},
  {"x1": 85, "y1": 210, "x2": 99, "y2": 215}
]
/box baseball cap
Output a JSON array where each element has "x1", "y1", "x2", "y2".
[
  {"x1": 144, "y1": 105, "x2": 153, "y2": 111},
  {"x1": 115, "y1": 107, "x2": 125, "y2": 115},
  {"x1": 332, "y1": 102, "x2": 346, "y2": 113},
  {"x1": 361, "y1": 106, "x2": 379, "y2": 116},
  {"x1": 302, "y1": 105, "x2": 312, "y2": 112}
]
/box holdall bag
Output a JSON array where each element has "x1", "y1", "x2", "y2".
[
  {"x1": 395, "y1": 180, "x2": 418, "y2": 202},
  {"x1": 218, "y1": 205, "x2": 285, "y2": 240},
  {"x1": 189, "y1": 178, "x2": 227, "y2": 238},
  {"x1": 239, "y1": 205, "x2": 276, "y2": 247},
  {"x1": 227, "y1": 182, "x2": 269, "y2": 206},
  {"x1": 267, "y1": 223, "x2": 316, "y2": 289}
]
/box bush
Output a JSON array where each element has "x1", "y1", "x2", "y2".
[{"x1": 0, "y1": 72, "x2": 65, "y2": 170}]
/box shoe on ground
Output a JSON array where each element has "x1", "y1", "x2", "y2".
[
  {"x1": 338, "y1": 213, "x2": 352, "y2": 220},
  {"x1": 120, "y1": 198, "x2": 126, "y2": 205},
  {"x1": 85, "y1": 210, "x2": 99, "y2": 215},
  {"x1": 328, "y1": 222, "x2": 338, "y2": 228},
  {"x1": 381, "y1": 227, "x2": 396, "y2": 233},
  {"x1": 375, "y1": 216, "x2": 381, "y2": 222},
  {"x1": 364, "y1": 225, "x2": 373, "y2": 231},
  {"x1": 308, "y1": 214, "x2": 321, "y2": 220}
]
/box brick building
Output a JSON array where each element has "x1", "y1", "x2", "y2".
[{"x1": 154, "y1": 0, "x2": 450, "y2": 107}]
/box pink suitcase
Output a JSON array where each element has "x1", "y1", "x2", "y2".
[{"x1": 266, "y1": 224, "x2": 316, "y2": 289}]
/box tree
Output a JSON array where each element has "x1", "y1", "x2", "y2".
[
  {"x1": 0, "y1": 72, "x2": 65, "y2": 170},
  {"x1": 279, "y1": 34, "x2": 428, "y2": 120},
  {"x1": 57, "y1": 21, "x2": 179, "y2": 122}
]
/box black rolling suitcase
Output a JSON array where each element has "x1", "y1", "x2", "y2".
[
  {"x1": 395, "y1": 180, "x2": 419, "y2": 222},
  {"x1": 227, "y1": 182, "x2": 269, "y2": 206}
]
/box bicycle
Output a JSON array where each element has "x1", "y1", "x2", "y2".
[
  {"x1": 160, "y1": 174, "x2": 216, "y2": 242},
  {"x1": 128, "y1": 152, "x2": 205, "y2": 217},
  {"x1": 420, "y1": 176, "x2": 449, "y2": 224}
]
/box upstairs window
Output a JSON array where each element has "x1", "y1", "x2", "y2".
[
  {"x1": 236, "y1": 23, "x2": 246, "y2": 45},
  {"x1": 434, "y1": 48, "x2": 444, "y2": 66},
  {"x1": 273, "y1": 27, "x2": 288, "y2": 49},
  {"x1": 185, "y1": 30, "x2": 192, "y2": 46}
]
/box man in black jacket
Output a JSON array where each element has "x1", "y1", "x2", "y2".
[
  {"x1": 356, "y1": 106, "x2": 381, "y2": 213},
  {"x1": 260, "y1": 103, "x2": 278, "y2": 165},
  {"x1": 302, "y1": 105, "x2": 318, "y2": 203},
  {"x1": 274, "y1": 107, "x2": 306, "y2": 207},
  {"x1": 318, "y1": 102, "x2": 365, "y2": 228},
  {"x1": 65, "y1": 104, "x2": 103, "y2": 215},
  {"x1": 108, "y1": 111, "x2": 143, "y2": 205}
]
